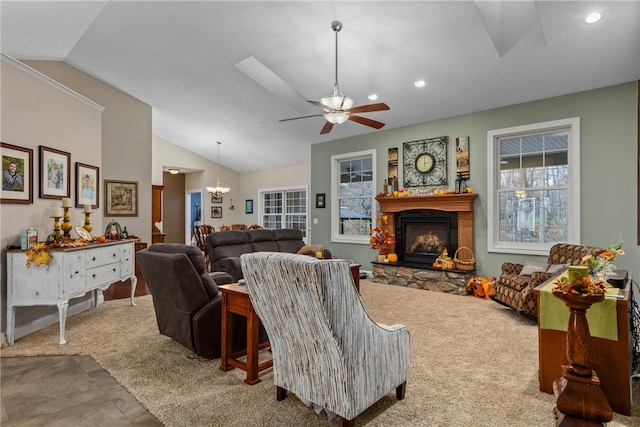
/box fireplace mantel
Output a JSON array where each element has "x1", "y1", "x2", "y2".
[
  {"x1": 376, "y1": 193, "x2": 478, "y2": 255},
  {"x1": 375, "y1": 193, "x2": 478, "y2": 213}
]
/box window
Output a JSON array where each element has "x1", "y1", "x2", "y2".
[
  {"x1": 487, "y1": 118, "x2": 580, "y2": 255},
  {"x1": 260, "y1": 186, "x2": 308, "y2": 241},
  {"x1": 331, "y1": 150, "x2": 376, "y2": 244}
]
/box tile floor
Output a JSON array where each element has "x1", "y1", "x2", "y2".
[{"x1": 1, "y1": 354, "x2": 162, "y2": 426}]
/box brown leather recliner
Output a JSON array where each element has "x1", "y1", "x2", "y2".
[{"x1": 136, "y1": 243, "x2": 245, "y2": 359}]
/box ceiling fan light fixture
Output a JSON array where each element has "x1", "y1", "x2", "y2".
[
  {"x1": 321, "y1": 85, "x2": 353, "y2": 110},
  {"x1": 324, "y1": 111, "x2": 349, "y2": 124}
]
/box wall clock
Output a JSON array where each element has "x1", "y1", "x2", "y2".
[{"x1": 403, "y1": 136, "x2": 449, "y2": 188}]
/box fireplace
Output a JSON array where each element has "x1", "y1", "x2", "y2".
[
  {"x1": 396, "y1": 211, "x2": 458, "y2": 267},
  {"x1": 375, "y1": 193, "x2": 478, "y2": 269}
]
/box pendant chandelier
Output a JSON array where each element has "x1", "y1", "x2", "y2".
[{"x1": 206, "y1": 141, "x2": 230, "y2": 197}]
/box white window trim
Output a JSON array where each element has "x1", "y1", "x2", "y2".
[
  {"x1": 331, "y1": 149, "x2": 377, "y2": 244},
  {"x1": 487, "y1": 117, "x2": 580, "y2": 256},
  {"x1": 258, "y1": 185, "x2": 309, "y2": 242}
]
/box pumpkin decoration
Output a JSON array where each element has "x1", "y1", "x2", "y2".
[{"x1": 387, "y1": 253, "x2": 398, "y2": 263}]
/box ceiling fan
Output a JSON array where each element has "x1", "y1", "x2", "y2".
[{"x1": 280, "y1": 20, "x2": 390, "y2": 135}]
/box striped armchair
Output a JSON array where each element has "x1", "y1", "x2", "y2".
[{"x1": 240, "y1": 252, "x2": 410, "y2": 427}]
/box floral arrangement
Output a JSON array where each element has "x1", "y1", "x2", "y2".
[
  {"x1": 25, "y1": 242, "x2": 52, "y2": 269},
  {"x1": 581, "y1": 241, "x2": 625, "y2": 279},
  {"x1": 370, "y1": 215, "x2": 395, "y2": 251},
  {"x1": 553, "y1": 275, "x2": 606, "y2": 296},
  {"x1": 25, "y1": 239, "x2": 89, "y2": 269}
]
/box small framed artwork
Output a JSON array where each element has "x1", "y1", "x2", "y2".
[
  {"x1": 245, "y1": 199, "x2": 253, "y2": 214},
  {"x1": 456, "y1": 136, "x2": 470, "y2": 180},
  {"x1": 75, "y1": 162, "x2": 99, "y2": 209},
  {"x1": 1, "y1": 142, "x2": 33, "y2": 204},
  {"x1": 211, "y1": 206, "x2": 222, "y2": 218},
  {"x1": 39, "y1": 145, "x2": 71, "y2": 199},
  {"x1": 211, "y1": 193, "x2": 222, "y2": 203},
  {"x1": 316, "y1": 193, "x2": 326, "y2": 208},
  {"x1": 105, "y1": 180, "x2": 138, "y2": 216}
]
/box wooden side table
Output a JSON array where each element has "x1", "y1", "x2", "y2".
[
  {"x1": 350, "y1": 263, "x2": 361, "y2": 292},
  {"x1": 219, "y1": 283, "x2": 272, "y2": 385}
]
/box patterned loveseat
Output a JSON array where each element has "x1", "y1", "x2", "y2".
[{"x1": 493, "y1": 243, "x2": 600, "y2": 318}]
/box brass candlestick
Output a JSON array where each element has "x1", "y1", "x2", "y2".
[
  {"x1": 61, "y1": 206, "x2": 73, "y2": 241},
  {"x1": 83, "y1": 211, "x2": 93, "y2": 233},
  {"x1": 48, "y1": 215, "x2": 64, "y2": 245}
]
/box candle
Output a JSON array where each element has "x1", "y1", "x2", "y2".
[
  {"x1": 61, "y1": 198, "x2": 72, "y2": 208},
  {"x1": 83, "y1": 204, "x2": 92, "y2": 213},
  {"x1": 51, "y1": 207, "x2": 63, "y2": 217}
]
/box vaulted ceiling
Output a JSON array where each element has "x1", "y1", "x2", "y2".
[{"x1": 2, "y1": 1, "x2": 638, "y2": 173}]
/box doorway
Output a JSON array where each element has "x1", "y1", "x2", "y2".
[{"x1": 186, "y1": 191, "x2": 202, "y2": 244}]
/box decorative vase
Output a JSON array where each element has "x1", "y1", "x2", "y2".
[{"x1": 377, "y1": 254, "x2": 385, "y2": 263}]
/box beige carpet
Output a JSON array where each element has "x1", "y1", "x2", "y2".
[{"x1": 2, "y1": 280, "x2": 638, "y2": 426}]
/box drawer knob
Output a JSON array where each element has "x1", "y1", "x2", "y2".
[
  {"x1": 92, "y1": 274, "x2": 97, "y2": 278},
  {"x1": 92, "y1": 256, "x2": 96, "y2": 261},
  {"x1": 112, "y1": 253, "x2": 117, "y2": 258}
]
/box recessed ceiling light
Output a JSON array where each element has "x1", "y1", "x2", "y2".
[
  {"x1": 585, "y1": 12, "x2": 602, "y2": 24},
  {"x1": 368, "y1": 93, "x2": 378, "y2": 101},
  {"x1": 168, "y1": 168, "x2": 180, "y2": 174},
  {"x1": 414, "y1": 80, "x2": 426, "y2": 88}
]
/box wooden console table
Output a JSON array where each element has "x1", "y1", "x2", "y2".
[
  {"x1": 534, "y1": 276, "x2": 633, "y2": 416},
  {"x1": 219, "y1": 283, "x2": 272, "y2": 385},
  {"x1": 6, "y1": 240, "x2": 137, "y2": 345}
]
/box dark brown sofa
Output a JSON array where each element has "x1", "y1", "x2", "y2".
[
  {"x1": 206, "y1": 229, "x2": 305, "y2": 281},
  {"x1": 493, "y1": 243, "x2": 600, "y2": 318},
  {"x1": 136, "y1": 243, "x2": 248, "y2": 359}
]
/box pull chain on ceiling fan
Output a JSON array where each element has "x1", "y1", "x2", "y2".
[{"x1": 280, "y1": 20, "x2": 390, "y2": 135}]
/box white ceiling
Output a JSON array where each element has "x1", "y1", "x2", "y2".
[{"x1": 2, "y1": 1, "x2": 639, "y2": 173}]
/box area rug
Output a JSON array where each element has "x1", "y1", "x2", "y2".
[{"x1": 2, "y1": 280, "x2": 638, "y2": 426}]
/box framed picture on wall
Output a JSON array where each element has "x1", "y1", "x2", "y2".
[
  {"x1": 105, "y1": 180, "x2": 138, "y2": 216},
  {"x1": 245, "y1": 199, "x2": 253, "y2": 214},
  {"x1": 75, "y1": 162, "x2": 99, "y2": 209},
  {"x1": 316, "y1": 193, "x2": 326, "y2": 208},
  {"x1": 211, "y1": 206, "x2": 222, "y2": 218},
  {"x1": 1, "y1": 142, "x2": 33, "y2": 204},
  {"x1": 211, "y1": 193, "x2": 222, "y2": 203},
  {"x1": 39, "y1": 145, "x2": 71, "y2": 199}
]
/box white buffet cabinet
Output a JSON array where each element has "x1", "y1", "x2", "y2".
[{"x1": 6, "y1": 240, "x2": 137, "y2": 345}]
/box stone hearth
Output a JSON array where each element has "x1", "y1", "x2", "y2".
[{"x1": 372, "y1": 263, "x2": 474, "y2": 295}]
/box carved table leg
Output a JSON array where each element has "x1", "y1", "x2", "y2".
[{"x1": 57, "y1": 300, "x2": 69, "y2": 345}]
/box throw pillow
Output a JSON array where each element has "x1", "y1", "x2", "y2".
[
  {"x1": 546, "y1": 263, "x2": 569, "y2": 275},
  {"x1": 297, "y1": 245, "x2": 318, "y2": 257},
  {"x1": 519, "y1": 261, "x2": 548, "y2": 276}
]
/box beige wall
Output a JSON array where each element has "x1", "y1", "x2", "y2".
[
  {"x1": 153, "y1": 135, "x2": 242, "y2": 230},
  {"x1": 1, "y1": 56, "x2": 103, "y2": 333},
  {"x1": 23, "y1": 60, "x2": 152, "y2": 244},
  {"x1": 239, "y1": 163, "x2": 311, "y2": 225}
]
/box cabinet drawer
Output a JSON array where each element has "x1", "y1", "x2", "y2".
[
  {"x1": 87, "y1": 263, "x2": 120, "y2": 287},
  {"x1": 86, "y1": 246, "x2": 120, "y2": 269},
  {"x1": 119, "y1": 244, "x2": 134, "y2": 277}
]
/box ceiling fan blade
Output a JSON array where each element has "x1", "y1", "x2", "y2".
[
  {"x1": 346, "y1": 103, "x2": 390, "y2": 114},
  {"x1": 320, "y1": 121, "x2": 335, "y2": 134},
  {"x1": 306, "y1": 99, "x2": 334, "y2": 110},
  {"x1": 348, "y1": 114, "x2": 386, "y2": 129},
  {"x1": 280, "y1": 114, "x2": 323, "y2": 122}
]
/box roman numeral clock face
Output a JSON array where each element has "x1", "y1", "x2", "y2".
[{"x1": 403, "y1": 136, "x2": 449, "y2": 188}]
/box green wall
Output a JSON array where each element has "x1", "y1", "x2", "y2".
[{"x1": 311, "y1": 81, "x2": 638, "y2": 279}]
